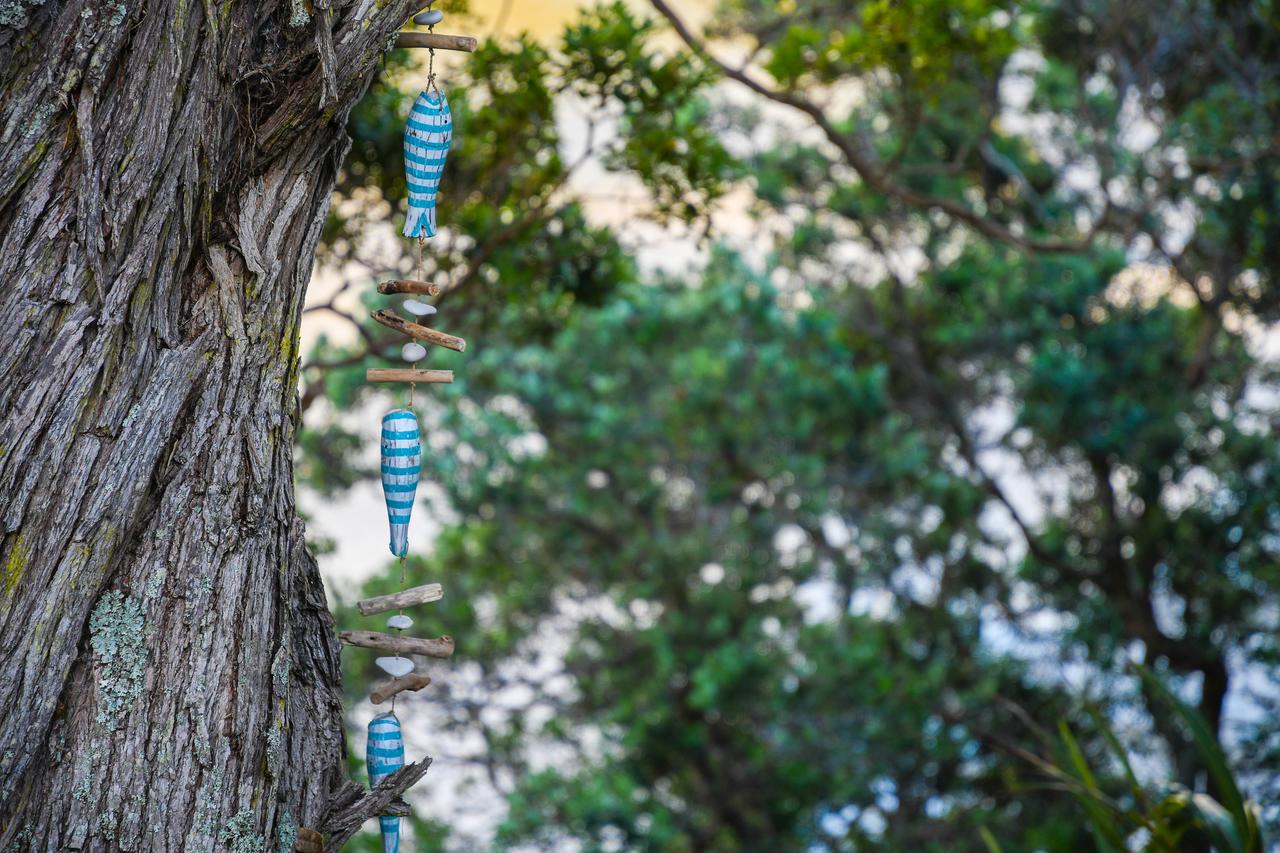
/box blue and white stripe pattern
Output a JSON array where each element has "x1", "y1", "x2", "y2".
[
  {"x1": 368, "y1": 711, "x2": 406, "y2": 853},
  {"x1": 381, "y1": 409, "x2": 421, "y2": 557},
  {"x1": 402, "y1": 89, "x2": 452, "y2": 239}
]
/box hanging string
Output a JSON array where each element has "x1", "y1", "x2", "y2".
[
  {"x1": 389, "y1": 10, "x2": 441, "y2": 722},
  {"x1": 408, "y1": 235, "x2": 427, "y2": 411},
  {"x1": 425, "y1": 15, "x2": 441, "y2": 99},
  {"x1": 394, "y1": 551, "x2": 407, "y2": 715},
  {"x1": 393, "y1": 237, "x2": 428, "y2": 715}
]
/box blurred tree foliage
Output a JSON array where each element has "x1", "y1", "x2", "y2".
[
  {"x1": 1007, "y1": 667, "x2": 1266, "y2": 853},
  {"x1": 303, "y1": 0, "x2": 1278, "y2": 849}
]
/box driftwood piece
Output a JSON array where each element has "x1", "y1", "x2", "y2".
[
  {"x1": 395, "y1": 32, "x2": 478, "y2": 52},
  {"x1": 366, "y1": 368, "x2": 453, "y2": 384},
  {"x1": 378, "y1": 279, "x2": 440, "y2": 297},
  {"x1": 371, "y1": 673, "x2": 432, "y2": 705},
  {"x1": 340, "y1": 630, "x2": 455, "y2": 659},
  {"x1": 357, "y1": 583, "x2": 444, "y2": 615},
  {"x1": 322, "y1": 759, "x2": 433, "y2": 849},
  {"x1": 372, "y1": 310, "x2": 466, "y2": 352}
]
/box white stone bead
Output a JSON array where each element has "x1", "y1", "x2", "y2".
[
  {"x1": 401, "y1": 342, "x2": 427, "y2": 362},
  {"x1": 376, "y1": 656, "x2": 414, "y2": 678},
  {"x1": 387, "y1": 614, "x2": 413, "y2": 630},
  {"x1": 414, "y1": 8, "x2": 444, "y2": 25},
  {"x1": 403, "y1": 299, "x2": 437, "y2": 317}
]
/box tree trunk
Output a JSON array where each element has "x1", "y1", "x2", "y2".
[{"x1": 0, "y1": 0, "x2": 415, "y2": 847}]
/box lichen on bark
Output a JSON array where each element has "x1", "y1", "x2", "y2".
[
  {"x1": 219, "y1": 810, "x2": 265, "y2": 853},
  {"x1": 88, "y1": 590, "x2": 147, "y2": 728}
]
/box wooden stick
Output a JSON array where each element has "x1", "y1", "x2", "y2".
[
  {"x1": 395, "y1": 32, "x2": 478, "y2": 52},
  {"x1": 378, "y1": 279, "x2": 440, "y2": 297},
  {"x1": 357, "y1": 583, "x2": 444, "y2": 615},
  {"x1": 366, "y1": 368, "x2": 453, "y2": 384},
  {"x1": 371, "y1": 673, "x2": 432, "y2": 705},
  {"x1": 340, "y1": 631, "x2": 454, "y2": 659},
  {"x1": 372, "y1": 310, "x2": 466, "y2": 352}
]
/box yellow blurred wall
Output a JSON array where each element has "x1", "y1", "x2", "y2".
[{"x1": 442, "y1": 0, "x2": 711, "y2": 43}]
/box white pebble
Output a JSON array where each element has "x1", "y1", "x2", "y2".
[
  {"x1": 403, "y1": 299, "x2": 437, "y2": 317},
  {"x1": 401, "y1": 342, "x2": 427, "y2": 362},
  {"x1": 414, "y1": 8, "x2": 444, "y2": 25},
  {"x1": 376, "y1": 656, "x2": 415, "y2": 678},
  {"x1": 387, "y1": 614, "x2": 413, "y2": 630}
]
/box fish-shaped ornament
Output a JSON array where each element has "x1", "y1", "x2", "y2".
[
  {"x1": 402, "y1": 89, "x2": 452, "y2": 239},
  {"x1": 381, "y1": 409, "x2": 421, "y2": 557},
  {"x1": 367, "y1": 711, "x2": 406, "y2": 853}
]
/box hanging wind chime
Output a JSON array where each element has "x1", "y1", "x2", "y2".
[{"x1": 333, "y1": 5, "x2": 478, "y2": 851}]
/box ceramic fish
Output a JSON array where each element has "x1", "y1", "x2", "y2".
[
  {"x1": 402, "y1": 89, "x2": 452, "y2": 239},
  {"x1": 381, "y1": 409, "x2": 420, "y2": 557},
  {"x1": 367, "y1": 711, "x2": 406, "y2": 853}
]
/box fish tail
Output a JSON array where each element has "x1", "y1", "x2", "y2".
[{"x1": 380, "y1": 815, "x2": 400, "y2": 852}]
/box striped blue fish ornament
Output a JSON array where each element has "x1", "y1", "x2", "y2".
[
  {"x1": 368, "y1": 711, "x2": 406, "y2": 853},
  {"x1": 381, "y1": 409, "x2": 421, "y2": 557},
  {"x1": 402, "y1": 89, "x2": 452, "y2": 239}
]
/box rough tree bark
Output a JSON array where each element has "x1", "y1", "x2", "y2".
[{"x1": 0, "y1": 0, "x2": 418, "y2": 847}]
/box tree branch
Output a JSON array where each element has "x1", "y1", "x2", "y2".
[
  {"x1": 321, "y1": 757, "x2": 433, "y2": 848},
  {"x1": 647, "y1": 0, "x2": 1091, "y2": 255}
]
